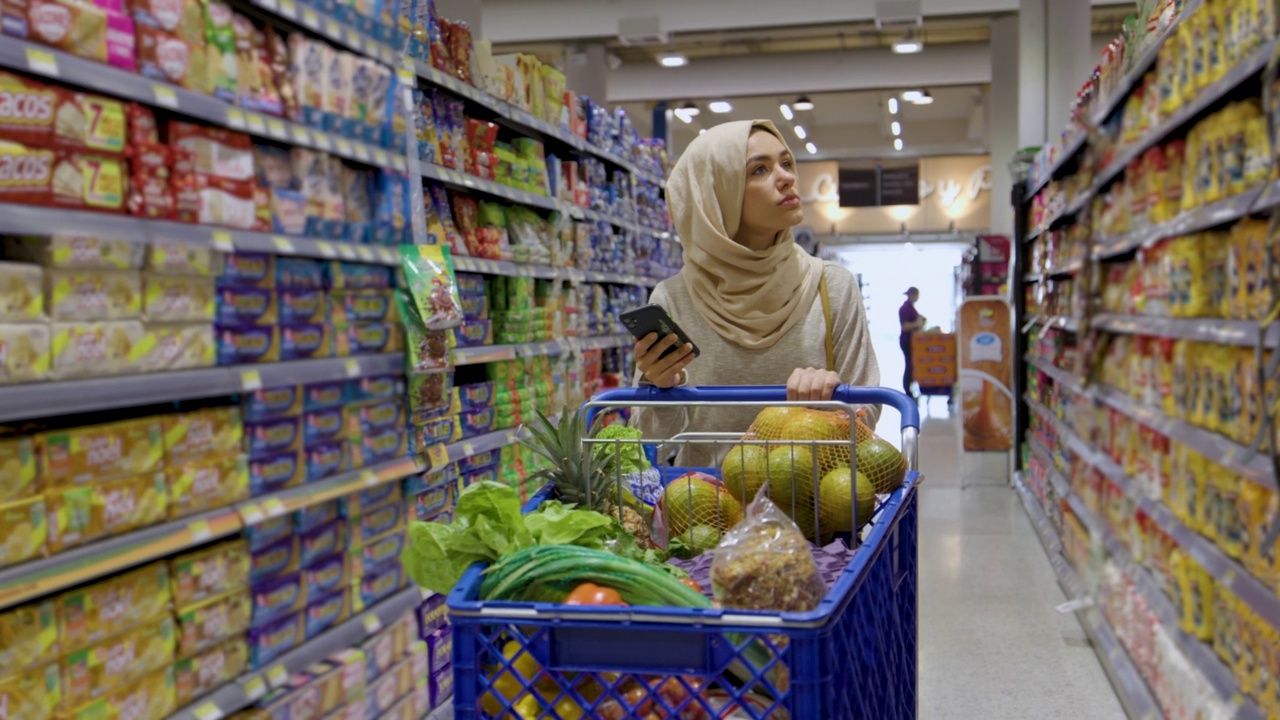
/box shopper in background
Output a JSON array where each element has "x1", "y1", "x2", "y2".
[
  {"x1": 631, "y1": 120, "x2": 880, "y2": 466},
  {"x1": 899, "y1": 287, "x2": 926, "y2": 397}
]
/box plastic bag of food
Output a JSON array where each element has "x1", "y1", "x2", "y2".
[
  {"x1": 710, "y1": 490, "x2": 826, "y2": 612},
  {"x1": 401, "y1": 245, "x2": 464, "y2": 330}
]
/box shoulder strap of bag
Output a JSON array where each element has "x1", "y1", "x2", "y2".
[{"x1": 819, "y1": 272, "x2": 835, "y2": 371}]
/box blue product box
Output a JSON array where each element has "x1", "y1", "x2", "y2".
[
  {"x1": 402, "y1": 463, "x2": 457, "y2": 497},
  {"x1": 242, "y1": 385, "x2": 302, "y2": 422},
  {"x1": 425, "y1": 629, "x2": 451, "y2": 675},
  {"x1": 326, "y1": 262, "x2": 393, "y2": 290},
  {"x1": 457, "y1": 382, "x2": 495, "y2": 410},
  {"x1": 303, "y1": 381, "x2": 347, "y2": 411},
  {"x1": 217, "y1": 287, "x2": 278, "y2": 325},
  {"x1": 411, "y1": 483, "x2": 452, "y2": 521},
  {"x1": 250, "y1": 572, "x2": 305, "y2": 628},
  {"x1": 304, "y1": 588, "x2": 349, "y2": 640},
  {"x1": 244, "y1": 417, "x2": 302, "y2": 459},
  {"x1": 350, "y1": 426, "x2": 406, "y2": 469},
  {"x1": 278, "y1": 289, "x2": 327, "y2": 325},
  {"x1": 302, "y1": 553, "x2": 347, "y2": 598},
  {"x1": 250, "y1": 536, "x2": 299, "y2": 585},
  {"x1": 305, "y1": 441, "x2": 347, "y2": 482},
  {"x1": 300, "y1": 519, "x2": 345, "y2": 568},
  {"x1": 354, "y1": 562, "x2": 403, "y2": 612},
  {"x1": 280, "y1": 324, "x2": 333, "y2": 361},
  {"x1": 217, "y1": 326, "x2": 280, "y2": 365},
  {"x1": 347, "y1": 399, "x2": 402, "y2": 436},
  {"x1": 246, "y1": 514, "x2": 293, "y2": 552},
  {"x1": 295, "y1": 499, "x2": 339, "y2": 534},
  {"x1": 351, "y1": 502, "x2": 402, "y2": 546},
  {"x1": 249, "y1": 612, "x2": 304, "y2": 670},
  {"x1": 339, "y1": 482, "x2": 400, "y2": 518},
  {"x1": 303, "y1": 407, "x2": 348, "y2": 447},
  {"x1": 330, "y1": 291, "x2": 394, "y2": 323},
  {"x1": 248, "y1": 450, "x2": 303, "y2": 496},
  {"x1": 417, "y1": 592, "x2": 448, "y2": 636},
  {"x1": 220, "y1": 253, "x2": 275, "y2": 289},
  {"x1": 453, "y1": 320, "x2": 492, "y2": 348},
  {"x1": 349, "y1": 530, "x2": 405, "y2": 577},
  {"x1": 457, "y1": 450, "x2": 498, "y2": 475},
  {"x1": 345, "y1": 375, "x2": 402, "y2": 403},
  {"x1": 457, "y1": 407, "x2": 495, "y2": 438}
]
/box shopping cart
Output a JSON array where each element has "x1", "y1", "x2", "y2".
[{"x1": 447, "y1": 385, "x2": 921, "y2": 720}]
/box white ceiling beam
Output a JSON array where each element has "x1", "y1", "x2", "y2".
[
  {"x1": 481, "y1": 0, "x2": 1131, "y2": 44},
  {"x1": 607, "y1": 43, "x2": 990, "y2": 103}
]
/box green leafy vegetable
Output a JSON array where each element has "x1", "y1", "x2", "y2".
[
  {"x1": 401, "y1": 481, "x2": 674, "y2": 595},
  {"x1": 591, "y1": 424, "x2": 649, "y2": 475}
]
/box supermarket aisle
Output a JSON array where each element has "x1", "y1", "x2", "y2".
[{"x1": 914, "y1": 405, "x2": 1124, "y2": 719}]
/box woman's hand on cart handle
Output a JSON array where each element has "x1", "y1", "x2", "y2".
[
  {"x1": 636, "y1": 333, "x2": 695, "y2": 389},
  {"x1": 787, "y1": 367, "x2": 841, "y2": 402}
]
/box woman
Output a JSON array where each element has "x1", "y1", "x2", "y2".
[{"x1": 632, "y1": 120, "x2": 880, "y2": 467}]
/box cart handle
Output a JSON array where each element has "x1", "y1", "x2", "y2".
[{"x1": 586, "y1": 384, "x2": 920, "y2": 470}]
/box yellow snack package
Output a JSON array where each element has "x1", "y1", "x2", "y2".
[
  {"x1": 1227, "y1": 222, "x2": 1250, "y2": 319},
  {"x1": 60, "y1": 665, "x2": 176, "y2": 720},
  {"x1": 2, "y1": 236, "x2": 143, "y2": 271},
  {"x1": 1237, "y1": 348, "x2": 1262, "y2": 444},
  {"x1": 0, "y1": 663, "x2": 61, "y2": 720},
  {"x1": 170, "y1": 540, "x2": 251, "y2": 609},
  {"x1": 1211, "y1": 581, "x2": 1237, "y2": 665},
  {"x1": 57, "y1": 563, "x2": 172, "y2": 654},
  {"x1": 162, "y1": 407, "x2": 243, "y2": 465},
  {"x1": 0, "y1": 601, "x2": 57, "y2": 679},
  {"x1": 46, "y1": 472, "x2": 169, "y2": 553},
  {"x1": 147, "y1": 243, "x2": 224, "y2": 277},
  {"x1": 175, "y1": 591, "x2": 251, "y2": 660},
  {"x1": 173, "y1": 638, "x2": 248, "y2": 708},
  {"x1": 165, "y1": 454, "x2": 249, "y2": 520},
  {"x1": 1188, "y1": 449, "x2": 1210, "y2": 534},
  {"x1": 0, "y1": 323, "x2": 51, "y2": 386},
  {"x1": 1186, "y1": 556, "x2": 1216, "y2": 642},
  {"x1": 1204, "y1": 233, "x2": 1230, "y2": 318},
  {"x1": 1260, "y1": 624, "x2": 1280, "y2": 718},
  {"x1": 0, "y1": 435, "x2": 37, "y2": 504},
  {"x1": 1209, "y1": 466, "x2": 1243, "y2": 558},
  {"x1": 45, "y1": 269, "x2": 143, "y2": 322},
  {"x1": 1243, "y1": 218, "x2": 1271, "y2": 320},
  {"x1": 1237, "y1": 606, "x2": 1263, "y2": 696},
  {"x1": 60, "y1": 616, "x2": 176, "y2": 709},
  {"x1": 0, "y1": 496, "x2": 47, "y2": 568},
  {"x1": 142, "y1": 274, "x2": 215, "y2": 323},
  {"x1": 136, "y1": 323, "x2": 217, "y2": 373},
  {"x1": 38, "y1": 417, "x2": 164, "y2": 486}
]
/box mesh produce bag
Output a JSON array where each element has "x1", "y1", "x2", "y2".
[
  {"x1": 654, "y1": 472, "x2": 746, "y2": 556},
  {"x1": 710, "y1": 490, "x2": 826, "y2": 612}
]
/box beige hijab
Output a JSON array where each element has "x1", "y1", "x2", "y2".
[{"x1": 668, "y1": 120, "x2": 824, "y2": 350}]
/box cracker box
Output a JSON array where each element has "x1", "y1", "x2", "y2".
[
  {"x1": 58, "y1": 563, "x2": 171, "y2": 654},
  {"x1": 366, "y1": 653, "x2": 414, "y2": 717},
  {"x1": 60, "y1": 616, "x2": 176, "y2": 708},
  {"x1": 0, "y1": 322, "x2": 50, "y2": 384},
  {"x1": 302, "y1": 381, "x2": 346, "y2": 412},
  {"x1": 0, "y1": 261, "x2": 43, "y2": 322},
  {"x1": 60, "y1": 665, "x2": 177, "y2": 720},
  {"x1": 50, "y1": 320, "x2": 146, "y2": 378},
  {"x1": 174, "y1": 638, "x2": 248, "y2": 707},
  {"x1": 0, "y1": 144, "x2": 126, "y2": 211},
  {"x1": 347, "y1": 530, "x2": 404, "y2": 578},
  {"x1": 220, "y1": 253, "x2": 276, "y2": 289},
  {"x1": 139, "y1": 322, "x2": 216, "y2": 372},
  {"x1": 349, "y1": 498, "x2": 402, "y2": 546},
  {"x1": 0, "y1": 600, "x2": 57, "y2": 678},
  {"x1": 163, "y1": 406, "x2": 242, "y2": 464},
  {"x1": 143, "y1": 273, "x2": 215, "y2": 322},
  {"x1": 176, "y1": 590, "x2": 252, "y2": 658},
  {"x1": 294, "y1": 499, "x2": 338, "y2": 534},
  {"x1": 245, "y1": 416, "x2": 302, "y2": 459},
  {"x1": 302, "y1": 553, "x2": 347, "y2": 599},
  {"x1": 148, "y1": 243, "x2": 224, "y2": 277},
  {"x1": 0, "y1": 435, "x2": 37, "y2": 504},
  {"x1": 46, "y1": 471, "x2": 168, "y2": 551},
  {"x1": 0, "y1": 663, "x2": 63, "y2": 720},
  {"x1": 352, "y1": 561, "x2": 402, "y2": 612},
  {"x1": 302, "y1": 406, "x2": 348, "y2": 447},
  {"x1": 166, "y1": 454, "x2": 250, "y2": 519},
  {"x1": 337, "y1": 480, "x2": 399, "y2": 518},
  {"x1": 280, "y1": 323, "x2": 333, "y2": 361},
  {"x1": 333, "y1": 321, "x2": 402, "y2": 356},
  {"x1": 39, "y1": 416, "x2": 163, "y2": 486},
  {"x1": 358, "y1": 615, "x2": 408, "y2": 684},
  {"x1": 304, "y1": 441, "x2": 347, "y2": 483},
  {"x1": 170, "y1": 539, "x2": 251, "y2": 609},
  {"x1": 329, "y1": 291, "x2": 395, "y2": 324},
  {"x1": 246, "y1": 514, "x2": 293, "y2": 552}
]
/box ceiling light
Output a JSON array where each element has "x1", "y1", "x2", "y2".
[
  {"x1": 658, "y1": 53, "x2": 687, "y2": 68},
  {"x1": 887, "y1": 98, "x2": 899, "y2": 114},
  {"x1": 780, "y1": 103, "x2": 794, "y2": 120},
  {"x1": 708, "y1": 100, "x2": 733, "y2": 114},
  {"x1": 894, "y1": 138, "x2": 904, "y2": 151},
  {"x1": 673, "y1": 107, "x2": 694, "y2": 124},
  {"x1": 793, "y1": 125, "x2": 807, "y2": 139},
  {"x1": 901, "y1": 90, "x2": 924, "y2": 102},
  {"x1": 892, "y1": 32, "x2": 923, "y2": 54},
  {"x1": 891, "y1": 121, "x2": 901, "y2": 136},
  {"x1": 805, "y1": 142, "x2": 817, "y2": 154},
  {"x1": 912, "y1": 91, "x2": 934, "y2": 105},
  {"x1": 793, "y1": 95, "x2": 814, "y2": 111}
]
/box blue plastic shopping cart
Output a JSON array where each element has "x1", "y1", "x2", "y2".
[{"x1": 447, "y1": 385, "x2": 921, "y2": 719}]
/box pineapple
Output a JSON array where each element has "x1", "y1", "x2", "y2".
[{"x1": 520, "y1": 407, "x2": 656, "y2": 548}]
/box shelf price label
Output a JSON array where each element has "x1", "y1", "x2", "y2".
[
  {"x1": 344, "y1": 359, "x2": 361, "y2": 377},
  {"x1": 240, "y1": 504, "x2": 264, "y2": 525},
  {"x1": 226, "y1": 109, "x2": 246, "y2": 129},
  {"x1": 461, "y1": 442, "x2": 476, "y2": 457},
  {"x1": 272, "y1": 236, "x2": 296, "y2": 254},
  {"x1": 193, "y1": 702, "x2": 223, "y2": 720},
  {"x1": 291, "y1": 126, "x2": 311, "y2": 144},
  {"x1": 240, "y1": 370, "x2": 263, "y2": 391},
  {"x1": 373, "y1": 149, "x2": 389, "y2": 166},
  {"x1": 266, "y1": 665, "x2": 289, "y2": 688},
  {"x1": 301, "y1": 8, "x2": 319, "y2": 27},
  {"x1": 188, "y1": 520, "x2": 212, "y2": 543},
  {"x1": 338, "y1": 244, "x2": 357, "y2": 260},
  {"x1": 426, "y1": 444, "x2": 450, "y2": 468},
  {"x1": 345, "y1": 29, "x2": 361, "y2": 48},
  {"x1": 278, "y1": 0, "x2": 296, "y2": 15},
  {"x1": 362, "y1": 614, "x2": 382, "y2": 634},
  {"x1": 361, "y1": 470, "x2": 379, "y2": 487},
  {"x1": 243, "y1": 676, "x2": 267, "y2": 700},
  {"x1": 313, "y1": 133, "x2": 331, "y2": 150},
  {"x1": 24, "y1": 47, "x2": 58, "y2": 76},
  {"x1": 152, "y1": 84, "x2": 178, "y2": 109},
  {"x1": 335, "y1": 138, "x2": 353, "y2": 155},
  {"x1": 377, "y1": 248, "x2": 398, "y2": 264},
  {"x1": 315, "y1": 241, "x2": 337, "y2": 258},
  {"x1": 325, "y1": 19, "x2": 340, "y2": 36},
  {"x1": 267, "y1": 120, "x2": 287, "y2": 138},
  {"x1": 353, "y1": 145, "x2": 370, "y2": 162},
  {"x1": 263, "y1": 498, "x2": 287, "y2": 518},
  {"x1": 246, "y1": 114, "x2": 267, "y2": 134},
  {"x1": 356, "y1": 246, "x2": 374, "y2": 262},
  {"x1": 211, "y1": 231, "x2": 235, "y2": 253}
]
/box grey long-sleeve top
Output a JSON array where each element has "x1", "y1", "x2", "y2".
[{"x1": 631, "y1": 261, "x2": 881, "y2": 468}]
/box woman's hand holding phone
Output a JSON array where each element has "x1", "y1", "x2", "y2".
[{"x1": 636, "y1": 333, "x2": 696, "y2": 388}]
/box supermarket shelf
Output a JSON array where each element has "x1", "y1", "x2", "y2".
[
  {"x1": 450, "y1": 255, "x2": 664, "y2": 288},
  {"x1": 0, "y1": 204, "x2": 404, "y2": 265},
  {"x1": 410, "y1": 60, "x2": 664, "y2": 188},
  {"x1": 0, "y1": 37, "x2": 405, "y2": 171},
  {"x1": 1027, "y1": 315, "x2": 1081, "y2": 333},
  {"x1": 1029, "y1": 438, "x2": 1071, "y2": 501},
  {"x1": 452, "y1": 334, "x2": 630, "y2": 366},
  {"x1": 1090, "y1": 0, "x2": 1204, "y2": 127},
  {"x1": 1024, "y1": 355, "x2": 1082, "y2": 394},
  {"x1": 237, "y1": 457, "x2": 419, "y2": 525},
  {"x1": 1091, "y1": 313, "x2": 1280, "y2": 347},
  {"x1": 1027, "y1": 133, "x2": 1088, "y2": 198},
  {"x1": 426, "y1": 700, "x2": 454, "y2": 720},
  {"x1": 169, "y1": 587, "x2": 421, "y2": 720},
  {"x1": 250, "y1": 0, "x2": 397, "y2": 65},
  {"x1": 0, "y1": 508, "x2": 241, "y2": 612},
  {"x1": 1092, "y1": 385, "x2": 1277, "y2": 491},
  {"x1": 0, "y1": 354, "x2": 403, "y2": 423},
  {"x1": 1013, "y1": 476, "x2": 1165, "y2": 720},
  {"x1": 1093, "y1": 184, "x2": 1269, "y2": 260},
  {"x1": 1027, "y1": 393, "x2": 1280, "y2": 640},
  {"x1": 1091, "y1": 38, "x2": 1275, "y2": 198}
]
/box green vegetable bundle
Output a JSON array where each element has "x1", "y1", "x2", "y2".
[
  {"x1": 401, "y1": 481, "x2": 675, "y2": 595},
  {"x1": 590, "y1": 424, "x2": 650, "y2": 476},
  {"x1": 480, "y1": 545, "x2": 710, "y2": 607}
]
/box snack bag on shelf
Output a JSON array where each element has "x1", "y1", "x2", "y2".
[
  {"x1": 202, "y1": 0, "x2": 238, "y2": 102},
  {"x1": 402, "y1": 245, "x2": 463, "y2": 330}
]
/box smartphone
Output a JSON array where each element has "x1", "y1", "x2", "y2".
[{"x1": 619, "y1": 305, "x2": 700, "y2": 360}]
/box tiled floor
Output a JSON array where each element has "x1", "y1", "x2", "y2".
[{"x1": 913, "y1": 402, "x2": 1126, "y2": 719}]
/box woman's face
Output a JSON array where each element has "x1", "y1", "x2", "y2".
[{"x1": 739, "y1": 130, "x2": 803, "y2": 238}]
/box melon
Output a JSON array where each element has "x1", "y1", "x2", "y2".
[
  {"x1": 660, "y1": 473, "x2": 744, "y2": 537},
  {"x1": 857, "y1": 437, "x2": 907, "y2": 494},
  {"x1": 749, "y1": 407, "x2": 806, "y2": 441},
  {"x1": 780, "y1": 410, "x2": 854, "y2": 472},
  {"x1": 721, "y1": 444, "x2": 771, "y2": 504},
  {"x1": 766, "y1": 445, "x2": 820, "y2": 509}
]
